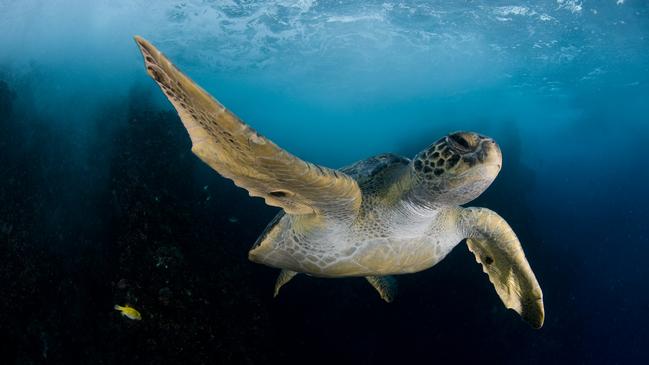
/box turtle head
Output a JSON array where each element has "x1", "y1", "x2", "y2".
[{"x1": 410, "y1": 131, "x2": 502, "y2": 205}]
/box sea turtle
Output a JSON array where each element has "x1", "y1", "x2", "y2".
[{"x1": 134, "y1": 36, "x2": 544, "y2": 328}]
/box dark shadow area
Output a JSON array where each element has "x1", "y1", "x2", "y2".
[
  {"x1": 0, "y1": 77, "x2": 277, "y2": 364},
  {"x1": 0, "y1": 75, "x2": 113, "y2": 362}
]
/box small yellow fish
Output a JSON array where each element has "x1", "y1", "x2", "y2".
[{"x1": 114, "y1": 304, "x2": 142, "y2": 320}]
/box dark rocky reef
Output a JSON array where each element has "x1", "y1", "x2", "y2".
[{"x1": 0, "y1": 79, "x2": 276, "y2": 364}]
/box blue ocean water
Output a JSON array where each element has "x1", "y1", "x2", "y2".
[{"x1": 0, "y1": 1, "x2": 648, "y2": 364}]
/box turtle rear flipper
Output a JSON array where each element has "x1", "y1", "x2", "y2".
[
  {"x1": 274, "y1": 269, "x2": 299, "y2": 297},
  {"x1": 366, "y1": 275, "x2": 397, "y2": 303},
  {"x1": 273, "y1": 270, "x2": 397, "y2": 303}
]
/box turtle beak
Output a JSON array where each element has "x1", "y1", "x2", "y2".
[
  {"x1": 447, "y1": 131, "x2": 502, "y2": 170},
  {"x1": 480, "y1": 137, "x2": 502, "y2": 171}
]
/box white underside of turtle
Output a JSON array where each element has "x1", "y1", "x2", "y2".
[{"x1": 134, "y1": 36, "x2": 545, "y2": 329}]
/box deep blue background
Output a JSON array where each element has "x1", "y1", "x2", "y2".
[{"x1": 0, "y1": 1, "x2": 648, "y2": 364}]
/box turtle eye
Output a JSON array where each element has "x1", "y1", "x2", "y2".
[
  {"x1": 448, "y1": 133, "x2": 472, "y2": 153},
  {"x1": 450, "y1": 134, "x2": 469, "y2": 149}
]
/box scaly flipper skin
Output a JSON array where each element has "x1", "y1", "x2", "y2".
[
  {"x1": 133, "y1": 36, "x2": 361, "y2": 219},
  {"x1": 274, "y1": 269, "x2": 299, "y2": 297},
  {"x1": 365, "y1": 276, "x2": 397, "y2": 303},
  {"x1": 459, "y1": 207, "x2": 544, "y2": 328}
]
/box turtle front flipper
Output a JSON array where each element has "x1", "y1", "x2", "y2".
[
  {"x1": 133, "y1": 36, "x2": 361, "y2": 219},
  {"x1": 459, "y1": 207, "x2": 544, "y2": 329}
]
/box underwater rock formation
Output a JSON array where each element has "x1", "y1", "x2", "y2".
[{"x1": 0, "y1": 79, "x2": 275, "y2": 363}]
